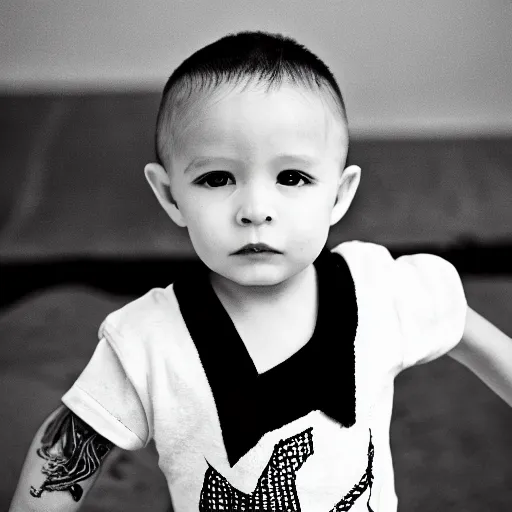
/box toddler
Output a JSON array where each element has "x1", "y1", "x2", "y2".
[{"x1": 9, "y1": 30, "x2": 512, "y2": 512}]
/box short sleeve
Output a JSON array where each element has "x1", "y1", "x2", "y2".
[
  {"x1": 62, "y1": 337, "x2": 149, "y2": 450},
  {"x1": 394, "y1": 254, "x2": 468, "y2": 370}
]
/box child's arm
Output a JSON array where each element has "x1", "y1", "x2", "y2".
[
  {"x1": 9, "y1": 405, "x2": 114, "y2": 512},
  {"x1": 448, "y1": 306, "x2": 512, "y2": 408}
]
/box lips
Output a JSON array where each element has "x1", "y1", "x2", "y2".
[{"x1": 233, "y1": 243, "x2": 281, "y2": 255}]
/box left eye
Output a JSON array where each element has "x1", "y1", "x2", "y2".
[
  {"x1": 278, "y1": 170, "x2": 312, "y2": 187},
  {"x1": 196, "y1": 172, "x2": 234, "y2": 188}
]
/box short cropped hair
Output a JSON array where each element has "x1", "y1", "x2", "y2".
[{"x1": 155, "y1": 30, "x2": 348, "y2": 170}]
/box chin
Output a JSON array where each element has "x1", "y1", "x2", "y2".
[{"x1": 222, "y1": 266, "x2": 288, "y2": 287}]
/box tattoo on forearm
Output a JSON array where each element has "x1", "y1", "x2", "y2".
[{"x1": 30, "y1": 407, "x2": 113, "y2": 502}]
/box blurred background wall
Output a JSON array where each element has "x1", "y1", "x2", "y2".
[
  {"x1": 2, "y1": 0, "x2": 512, "y2": 133},
  {"x1": 1, "y1": 2, "x2": 512, "y2": 512}
]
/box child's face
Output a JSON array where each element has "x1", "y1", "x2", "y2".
[{"x1": 146, "y1": 82, "x2": 360, "y2": 288}]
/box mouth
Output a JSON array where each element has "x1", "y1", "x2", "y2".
[{"x1": 233, "y1": 243, "x2": 281, "y2": 255}]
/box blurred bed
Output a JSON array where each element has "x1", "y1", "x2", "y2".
[{"x1": 1, "y1": 93, "x2": 512, "y2": 511}]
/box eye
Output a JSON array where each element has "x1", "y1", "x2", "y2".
[
  {"x1": 278, "y1": 170, "x2": 313, "y2": 187},
  {"x1": 195, "y1": 171, "x2": 234, "y2": 188}
]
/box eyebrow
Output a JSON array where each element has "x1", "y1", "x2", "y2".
[
  {"x1": 184, "y1": 157, "x2": 242, "y2": 174},
  {"x1": 274, "y1": 154, "x2": 318, "y2": 168},
  {"x1": 184, "y1": 154, "x2": 318, "y2": 173}
]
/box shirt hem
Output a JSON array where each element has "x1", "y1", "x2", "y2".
[{"x1": 62, "y1": 385, "x2": 147, "y2": 450}]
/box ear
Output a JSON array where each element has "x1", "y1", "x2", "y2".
[
  {"x1": 144, "y1": 163, "x2": 187, "y2": 227},
  {"x1": 330, "y1": 165, "x2": 361, "y2": 226}
]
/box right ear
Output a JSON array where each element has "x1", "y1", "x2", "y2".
[{"x1": 144, "y1": 163, "x2": 187, "y2": 227}]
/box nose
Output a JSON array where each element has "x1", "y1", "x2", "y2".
[{"x1": 236, "y1": 181, "x2": 276, "y2": 226}]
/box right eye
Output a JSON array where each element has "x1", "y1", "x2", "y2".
[{"x1": 195, "y1": 172, "x2": 234, "y2": 188}]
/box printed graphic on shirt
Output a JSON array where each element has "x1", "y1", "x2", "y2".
[{"x1": 199, "y1": 427, "x2": 374, "y2": 511}]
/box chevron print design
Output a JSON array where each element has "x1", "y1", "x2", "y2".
[
  {"x1": 200, "y1": 427, "x2": 314, "y2": 511},
  {"x1": 199, "y1": 428, "x2": 374, "y2": 511}
]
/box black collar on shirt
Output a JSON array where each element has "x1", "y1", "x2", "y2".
[{"x1": 173, "y1": 245, "x2": 358, "y2": 467}]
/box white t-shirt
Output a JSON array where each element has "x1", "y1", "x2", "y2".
[{"x1": 62, "y1": 241, "x2": 467, "y2": 512}]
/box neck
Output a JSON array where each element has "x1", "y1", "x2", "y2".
[{"x1": 209, "y1": 264, "x2": 316, "y2": 317}]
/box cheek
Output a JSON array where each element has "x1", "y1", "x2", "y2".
[
  {"x1": 289, "y1": 192, "x2": 335, "y2": 241},
  {"x1": 289, "y1": 190, "x2": 334, "y2": 224},
  {"x1": 182, "y1": 201, "x2": 229, "y2": 245}
]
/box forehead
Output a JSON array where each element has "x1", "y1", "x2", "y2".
[{"x1": 172, "y1": 82, "x2": 348, "y2": 160}]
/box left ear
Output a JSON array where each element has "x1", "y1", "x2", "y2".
[
  {"x1": 330, "y1": 165, "x2": 361, "y2": 226},
  {"x1": 144, "y1": 163, "x2": 187, "y2": 227}
]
